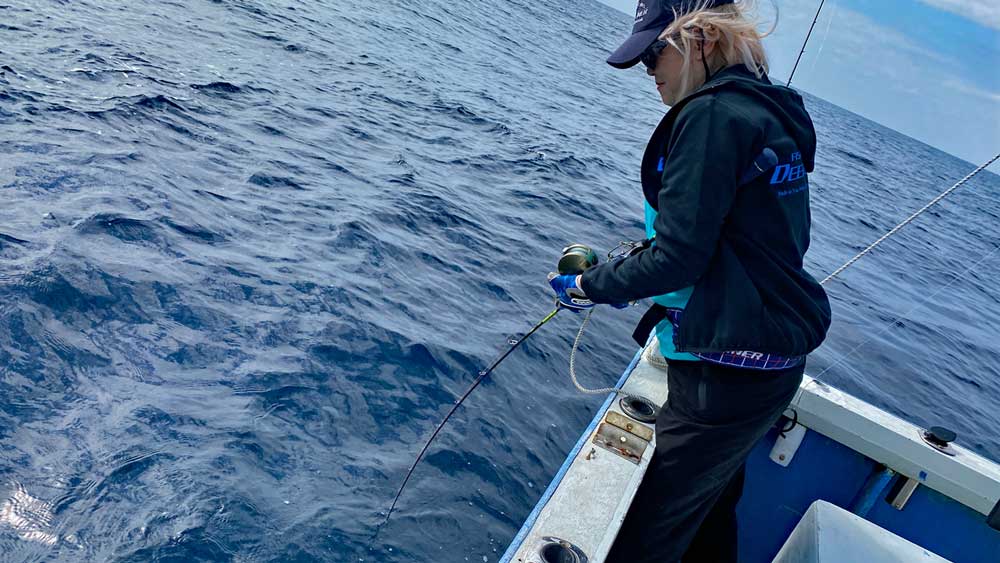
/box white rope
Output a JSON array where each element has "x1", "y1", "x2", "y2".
[
  {"x1": 568, "y1": 308, "x2": 646, "y2": 401},
  {"x1": 568, "y1": 308, "x2": 621, "y2": 395},
  {"x1": 820, "y1": 152, "x2": 1000, "y2": 286}
]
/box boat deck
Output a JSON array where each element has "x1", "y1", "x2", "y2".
[{"x1": 503, "y1": 347, "x2": 1000, "y2": 562}]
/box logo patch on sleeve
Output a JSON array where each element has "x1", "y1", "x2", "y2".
[{"x1": 770, "y1": 151, "x2": 809, "y2": 197}]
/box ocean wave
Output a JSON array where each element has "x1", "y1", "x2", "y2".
[{"x1": 2, "y1": 0, "x2": 998, "y2": 560}]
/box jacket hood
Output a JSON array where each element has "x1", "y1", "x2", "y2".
[{"x1": 675, "y1": 65, "x2": 817, "y2": 172}]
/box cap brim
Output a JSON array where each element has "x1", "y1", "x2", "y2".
[{"x1": 606, "y1": 27, "x2": 664, "y2": 69}]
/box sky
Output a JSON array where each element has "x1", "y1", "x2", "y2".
[{"x1": 596, "y1": 0, "x2": 1000, "y2": 170}]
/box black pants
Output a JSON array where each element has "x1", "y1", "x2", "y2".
[{"x1": 606, "y1": 360, "x2": 804, "y2": 563}]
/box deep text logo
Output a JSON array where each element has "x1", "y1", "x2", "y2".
[{"x1": 770, "y1": 151, "x2": 808, "y2": 197}]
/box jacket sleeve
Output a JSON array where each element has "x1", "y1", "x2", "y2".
[{"x1": 581, "y1": 97, "x2": 756, "y2": 303}]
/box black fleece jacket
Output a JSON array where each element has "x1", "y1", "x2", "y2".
[{"x1": 581, "y1": 65, "x2": 831, "y2": 356}]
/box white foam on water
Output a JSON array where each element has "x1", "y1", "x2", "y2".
[{"x1": 0, "y1": 483, "x2": 58, "y2": 546}]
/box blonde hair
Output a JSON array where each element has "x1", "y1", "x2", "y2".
[{"x1": 661, "y1": 0, "x2": 774, "y2": 99}]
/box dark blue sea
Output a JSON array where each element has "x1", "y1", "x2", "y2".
[{"x1": 2, "y1": 0, "x2": 998, "y2": 561}]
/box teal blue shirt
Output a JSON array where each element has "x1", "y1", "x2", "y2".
[{"x1": 645, "y1": 202, "x2": 699, "y2": 361}]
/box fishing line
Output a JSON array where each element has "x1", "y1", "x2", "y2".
[
  {"x1": 787, "y1": 0, "x2": 827, "y2": 87},
  {"x1": 569, "y1": 309, "x2": 612, "y2": 395},
  {"x1": 567, "y1": 308, "x2": 640, "y2": 398},
  {"x1": 809, "y1": 152, "x2": 1000, "y2": 381},
  {"x1": 813, "y1": 243, "x2": 1000, "y2": 381},
  {"x1": 808, "y1": 1, "x2": 837, "y2": 76},
  {"x1": 820, "y1": 152, "x2": 1000, "y2": 285}
]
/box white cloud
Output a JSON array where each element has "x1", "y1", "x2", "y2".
[
  {"x1": 943, "y1": 78, "x2": 1000, "y2": 103},
  {"x1": 917, "y1": 0, "x2": 1000, "y2": 30}
]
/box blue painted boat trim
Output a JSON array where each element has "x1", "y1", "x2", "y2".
[
  {"x1": 849, "y1": 466, "x2": 896, "y2": 517},
  {"x1": 500, "y1": 346, "x2": 645, "y2": 562}
]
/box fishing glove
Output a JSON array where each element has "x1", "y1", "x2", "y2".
[
  {"x1": 547, "y1": 274, "x2": 629, "y2": 310},
  {"x1": 547, "y1": 273, "x2": 594, "y2": 310}
]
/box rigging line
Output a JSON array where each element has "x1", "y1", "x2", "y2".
[
  {"x1": 813, "y1": 243, "x2": 1000, "y2": 381},
  {"x1": 820, "y1": 152, "x2": 1000, "y2": 286},
  {"x1": 787, "y1": 0, "x2": 827, "y2": 87}
]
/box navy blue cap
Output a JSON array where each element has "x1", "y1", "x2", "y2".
[{"x1": 607, "y1": 0, "x2": 734, "y2": 69}]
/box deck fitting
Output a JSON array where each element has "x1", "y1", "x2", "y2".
[
  {"x1": 920, "y1": 426, "x2": 957, "y2": 456},
  {"x1": 593, "y1": 420, "x2": 648, "y2": 464},
  {"x1": 619, "y1": 395, "x2": 657, "y2": 423},
  {"x1": 532, "y1": 536, "x2": 588, "y2": 563}
]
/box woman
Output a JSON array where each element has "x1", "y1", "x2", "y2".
[{"x1": 547, "y1": 1, "x2": 831, "y2": 561}]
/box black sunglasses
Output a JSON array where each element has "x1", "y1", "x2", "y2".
[{"x1": 640, "y1": 39, "x2": 670, "y2": 70}]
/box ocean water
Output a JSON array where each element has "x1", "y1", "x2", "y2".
[{"x1": 1, "y1": 0, "x2": 998, "y2": 561}]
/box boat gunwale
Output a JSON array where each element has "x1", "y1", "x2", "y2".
[{"x1": 503, "y1": 354, "x2": 1000, "y2": 560}]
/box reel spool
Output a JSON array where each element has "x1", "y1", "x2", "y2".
[{"x1": 558, "y1": 244, "x2": 599, "y2": 275}]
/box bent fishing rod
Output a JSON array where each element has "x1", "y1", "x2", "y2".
[
  {"x1": 373, "y1": 305, "x2": 561, "y2": 536},
  {"x1": 372, "y1": 0, "x2": 995, "y2": 531},
  {"x1": 371, "y1": 244, "x2": 605, "y2": 539},
  {"x1": 374, "y1": 149, "x2": 999, "y2": 539}
]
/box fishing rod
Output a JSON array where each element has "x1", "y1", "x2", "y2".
[
  {"x1": 781, "y1": 0, "x2": 1000, "y2": 272},
  {"x1": 810, "y1": 151, "x2": 1000, "y2": 373},
  {"x1": 778, "y1": 0, "x2": 997, "y2": 273},
  {"x1": 820, "y1": 152, "x2": 1000, "y2": 284},
  {"x1": 787, "y1": 0, "x2": 827, "y2": 87},
  {"x1": 373, "y1": 0, "x2": 994, "y2": 536},
  {"x1": 374, "y1": 305, "x2": 561, "y2": 535},
  {"x1": 373, "y1": 244, "x2": 605, "y2": 537}
]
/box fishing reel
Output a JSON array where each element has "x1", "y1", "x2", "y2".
[
  {"x1": 558, "y1": 239, "x2": 651, "y2": 275},
  {"x1": 557, "y1": 244, "x2": 599, "y2": 275}
]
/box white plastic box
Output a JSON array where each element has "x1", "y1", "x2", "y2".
[{"x1": 772, "y1": 500, "x2": 951, "y2": 562}]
